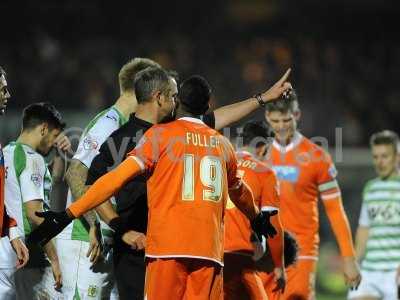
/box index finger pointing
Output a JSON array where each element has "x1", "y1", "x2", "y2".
[{"x1": 276, "y1": 68, "x2": 291, "y2": 86}]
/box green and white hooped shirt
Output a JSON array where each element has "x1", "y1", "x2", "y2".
[
  {"x1": 359, "y1": 174, "x2": 400, "y2": 271},
  {"x1": 58, "y1": 106, "x2": 127, "y2": 243},
  {"x1": 0, "y1": 142, "x2": 52, "y2": 268}
]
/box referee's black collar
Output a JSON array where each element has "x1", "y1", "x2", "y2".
[{"x1": 129, "y1": 114, "x2": 153, "y2": 129}]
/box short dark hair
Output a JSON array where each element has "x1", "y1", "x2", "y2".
[
  {"x1": 22, "y1": 102, "x2": 65, "y2": 131},
  {"x1": 118, "y1": 58, "x2": 161, "y2": 94},
  {"x1": 134, "y1": 67, "x2": 171, "y2": 104},
  {"x1": 370, "y1": 130, "x2": 399, "y2": 153},
  {"x1": 283, "y1": 231, "x2": 299, "y2": 268},
  {"x1": 179, "y1": 75, "x2": 211, "y2": 115},
  {"x1": 265, "y1": 89, "x2": 299, "y2": 113},
  {"x1": 166, "y1": 69, "x2": 179, "y2": 83},
  {"x1": 241, "y1": 120, "x2": 273, "y2": 147}
]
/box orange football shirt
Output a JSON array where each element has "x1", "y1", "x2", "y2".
[
  {"x1": 267, "y1": 132, "x2": 340, "y2": 258},
  {"x1": 0, "y1": 143, "x2": 17, "y2": 237},
  {"x1": 128, "y1": 117, "x2": 240, "y2": 265},
  {"x1": 225, "y1": 151, "x2": 280, "y2": 255}
]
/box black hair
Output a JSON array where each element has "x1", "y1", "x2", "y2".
[
  {"x1": 370, "y1": 130, "x2": 399, "y2": 153},
  {"x1": 241, "y1": 120, "x2": 274, "y2": 148},
  {"x1": 179, "y1": 75, "x2": 211, "y2": 115},
  {"x1": 22, "y1": 102, "x2": 65, "y2": 131}
]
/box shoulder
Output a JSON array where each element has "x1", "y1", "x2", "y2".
[
  {"x1": 363, "y1": 177, "x2": 381, "y2": 192},
  {"x1": 84, "y1": 107, "x2": 120, "y2": 136}
]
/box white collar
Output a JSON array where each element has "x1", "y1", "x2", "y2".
[
  {"x1": 236, "y1": 150, "x2": 253, "y2": 158},
  {"x1": 272, "y1": 131, "x2": 303, "y2": 153},
  {"x1": 178, "y1": 117, "x2": 205, "y2": 125}
]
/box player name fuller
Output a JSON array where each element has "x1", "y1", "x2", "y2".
[{"x1": 186, "y1": 132, "x2": 220, "y2": 148}]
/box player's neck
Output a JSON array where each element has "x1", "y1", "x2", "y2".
[
  {"x1": 381, "y1": 168, "x2": 399, "y2": 180},
  {"x1": 114, "y1": 91, "x2": 137, "y2": 119},
  {"x1": 16, "y1": 132, "x2": 39, "y2": 151},
  {"x1": 238, "y1": 146, "x2": 255, "y2": 156},
  {"x1": 134, "y1": 103, "x2": 158, "y2": 125},
  {"x1": 175, "y1": 108, "x2": 199, "y2": 119}
]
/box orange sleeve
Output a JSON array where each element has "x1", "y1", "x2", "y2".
[
  {"x1": 220, "y1": 136, "x2": 241, "y2": 189},
  {"x1": 267, "y1": 212, "x2": 284, "y2": 268},
  {"x1": 229, "y1": 180, "x2": 259, "y2": 221},
  {"x1": 68, "y1": 157, "x2": 142, "y2": 217},
  {"x1": 127, "y1": 126, "x2": 162, "y2": 173},
  {"x1": 260, "y1": 171, "x2": 280, "y2": 209},
  {"x1": 322, "y1": 196, "x2": 356, "y2": 257}
]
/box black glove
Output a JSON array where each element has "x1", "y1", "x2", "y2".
[
  {"x1": 27, "y1": 210, "x2": 74, "y2": 246},
  {"x1": 251, "y1": 210, "x2": 278, "y2": 241}
]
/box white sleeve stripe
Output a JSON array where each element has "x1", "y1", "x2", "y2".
[
  {"x1": 321, "y1": 192, "x2": 341, "y2": 200},
  {"x1": 261, "y1": 206, "x2": 279, "y2": 212},
  {"x1": 129, "y1": 156, "x2": 145, "y2": 170}
]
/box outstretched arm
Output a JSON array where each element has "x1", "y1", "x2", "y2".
[{"x1": 213, "y1": 69, "x2": 292, "y2": 130}]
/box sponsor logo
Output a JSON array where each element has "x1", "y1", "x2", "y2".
[
  {"x1": 87, "y1": 285, "x2": 98, "y2": 297},
  {"x1": 272, "y1": 166, "x2": 299, "y2": 182},
  {"x1": 328, "y1": 165, "x2": 338, "y2": 178},
  {"x1": 83, "y1": 136, "x2": 98, "y2": 150},
  {"x1": 106, "y1": 115, "x2": 118, "y2": 122},
  {"x1": 31, "y1": 173, "x2": 43, "y2": 187}
]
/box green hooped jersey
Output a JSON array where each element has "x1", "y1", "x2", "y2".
[
  {"x1": 3, "y1": 142, "x2": 52, "y2": 238},
  {"x1": 58, "y1": 106, "x2": 127, "y2": 242},
  {"x1": 359, "y1": 174, "x2": 400, "y2": 271}
]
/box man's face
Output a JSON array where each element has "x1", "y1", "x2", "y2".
[
  {"x1": 0, "y1": 72, "x2": 11, "y2": 115},
  {"x1": 159, "y1": 78, "x2": 178, "y2": 123},
  {"x1": 38, "y1": 127, "x2": 61, "y2": 156},
  {"x1": 372, "y1": 144, "x2": 398, "y2": 179},
  {"x1": 265, "y1": 110, "x2": 299, "y2": 144}
]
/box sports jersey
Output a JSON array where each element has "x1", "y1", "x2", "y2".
[
  {"x1": 358, "y1": 175, "x2": 400, "y2": 271},
  {"x1": 268, "y1": 132, "x2": 340, "y2": 258},
  {"x1": 0, "y1": 143, "x2": 17, "y2": 238},
  {"x1": 0, "y1": 142, "x2": 51, "y2": 268},
  {"x1": 128, "y1": 117, "x2": 240, "y2": 265},
  {"x1": 58, "y1": 106, "x2": 127, "y2": 241},
  {"x1": 225, "y1": 151, "x2": 279, "y2": 255}
]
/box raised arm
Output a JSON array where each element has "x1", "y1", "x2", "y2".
[{"x1": 213, "y1": 69, "x2": 292, "y2": 130}]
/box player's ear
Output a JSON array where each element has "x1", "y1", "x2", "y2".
[
  {"x1": 39, "y1": 122, "x2": 49, "y2": 137},
  {"x1": 256, "y1": 144, "x2": 267, "y2": 158},
  {"x1": 293, "y1": 110, "x2": 301, "y2": 121},
  {"x1": 153, "y1": 90, "x2": 162, "y2": 107}
]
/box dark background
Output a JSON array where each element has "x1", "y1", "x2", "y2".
[
  {"x1": 2, "y1": 0, "x2": 400, "y2": 146},
  {"x1": 2, "y1": 1, "x2": 399, "y2": 297}
]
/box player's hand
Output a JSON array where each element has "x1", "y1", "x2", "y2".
[
  {"x1": 50, "y1": 259, "x2": 62, "y2": 290},
  {"x1": 250, "y1": 233, "x2": 266, "y2": 261},
  {"x1": 27, "y1": 210, "x2": 74, "y2": 246},
  {"x1": 87, "y1": 226, "x2": 102, "y2": 264},
  {"x1": 343, "y1": 257, "x2": 361, "y2": 290},
  {"x1": 261, "y1": 68, "x2": 292, "y2": 103},
  {"x1": 10, "y1": 237, "x2": 29, "y2": 269},
  {"x1": 122, "y1": 230, "x2": 146, "y2": 251},
  {"x1": 54, "y1": 132, "x2": 71, "y2": 153},
  {"x1": 251, "y1": 210, "x2": 278, "y2": 241},
  {"x1": 272, "y1": 267, "x2": 286, "y2": 293}
]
